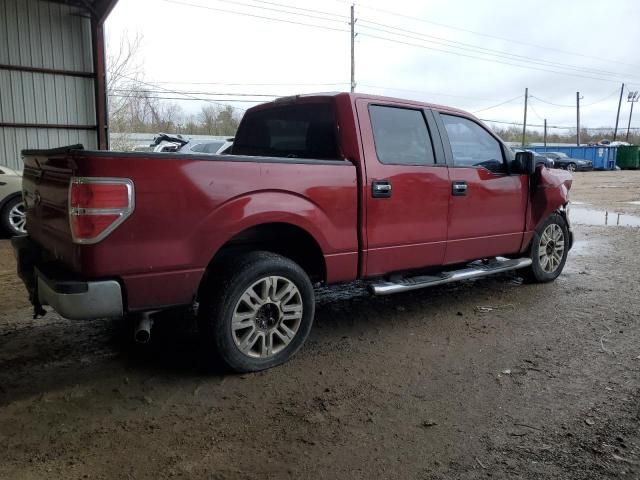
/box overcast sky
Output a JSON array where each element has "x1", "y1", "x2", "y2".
[{"x1": 105, "y1": 0, "x2": 640, "y2": 133}]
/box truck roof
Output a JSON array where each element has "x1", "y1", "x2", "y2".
[{"x1": 252, "y1": 91, "x2": 472, "y2": 118}]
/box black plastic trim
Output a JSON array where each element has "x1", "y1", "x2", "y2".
[{"x1": 36, "y1": 265, "x2": 89, "y2": 295}]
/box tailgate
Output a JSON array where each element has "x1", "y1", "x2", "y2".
[{"x1": 21, "y1": 145, "x2": 82, "y2": 270}]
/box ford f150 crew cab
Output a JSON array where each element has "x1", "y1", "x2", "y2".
[{"x1": 13, "y1": 92, "x2": 573, "y2": 372}]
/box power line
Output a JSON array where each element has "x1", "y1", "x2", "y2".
[
  {"x1": 240, "y1": 0, "x2": 347, "y2": 20},
  {"x1": 527, "y1": 103, "x2": 545, "y2": 122},
  {"x1": 119, "y1": 75, "x2": 251, "y2": 111},
  {"x1": 109, "y1": 94, "x2": 264, "y2": 104},
  {"x1": 358, "y1": 32, "x2": 626, "y2": 85},
  {"x1": 150, "y1": 80, "x2": 349, "y2": 87},
  {"x1": 357, "y1": 19, "x2": 634, "y2": 81},
  {"x1": 159, "y1": 0, "x2": 349, "y2": 33},
  {"x1": 197, "y1": 0, "x2": 347, "y2": 24},
  {"x1": 112, "y1": 88, "x2": 278, "y2": 97},
  {"x1": 481, "y1": 117, "x2": 640, "y2": 131},
  {"x1": 354, "y1": 84, "x2": 506, "y2": 102},
  {"x1": 531, "y1": 89, "x2": 620, "y2": 108},
  {"x1": 481, "y1": 118, "x2": 569, "y2": 128},
  {"x1": 354, "y1": 3, "x2": 640, "y2": 71},
  {"x1": 472, "y1": 95, "x2": 523, "y2": 114},
  {"x1": 157, "y1": 0, "x2": 637, "y2": 87}
]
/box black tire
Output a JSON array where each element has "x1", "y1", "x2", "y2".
[
  {"x1": 198, "y1": 251, "x2": 315, "y2": 372},
  {"x1": 567, "y1": 163, "x2": 577, "y2": 172},
  {"x1": 1, "y1": 197, "x2": 26, "y2": 236},
  {"x1": 522, "y1": 213, "x2": 569, "y2": 283}
]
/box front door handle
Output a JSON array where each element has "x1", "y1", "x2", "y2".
[
  {"x1": 452, "y1": 181, "x2": 468, "y2": 196},
  {"x1": 372, "y1": 180, "x2": 392, "y2": 198}
]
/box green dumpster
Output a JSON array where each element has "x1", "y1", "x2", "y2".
[{"x1": 616, "y1": 146, "x2": 640, "y2": 170}]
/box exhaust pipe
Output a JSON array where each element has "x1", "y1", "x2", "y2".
[{"x1": 134, "y1": 314, "x2": 154, "y2": 344}]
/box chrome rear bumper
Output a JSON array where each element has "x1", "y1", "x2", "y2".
[
  {"x1": 36, "y1": 267, "x2": 123, "y2": 320},
  {"x1": 12, "y1": 235, "x2": 124, "y2": 320}
]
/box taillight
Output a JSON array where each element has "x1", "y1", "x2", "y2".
[{"x1": 69, "y1": 177, "x2": 134, "y2": 244}]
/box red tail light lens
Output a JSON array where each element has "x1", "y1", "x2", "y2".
[
  {"x1": 69, "y1": 178, "x2": 134, "y2": 244},
  {"x1": 70, "y1": 183, "x2": 130, "y2": 209}
]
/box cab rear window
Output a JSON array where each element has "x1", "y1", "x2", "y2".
[{"x1": 232, "y1": 103, "x2": 340, "y2": 160}]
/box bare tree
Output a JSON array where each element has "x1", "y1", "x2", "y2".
[
  {"x1": 106, "y1": 34, "x2": 243, "y2": 142},
  {"x1": 106, "y1": 31, "x2": 144, "y2": 130},
  {"x1": 199, "y1": 104, "x2": 220, "y2": 135}
]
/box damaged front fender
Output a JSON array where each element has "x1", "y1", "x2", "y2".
[{"x1": 528, "y1": 166, "x2": 573, "y2": 231}]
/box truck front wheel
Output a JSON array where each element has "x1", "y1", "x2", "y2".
[
  {"x1": 522, "y1": 213, "x2": 569, "y2": 283},
  {"x1": 198, "y1": 251, "x2": 315, "y2": 372}
]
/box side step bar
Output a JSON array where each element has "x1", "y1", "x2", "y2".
[{"x1": 369, "y1": 257, "x2": 532, "y2": 296}]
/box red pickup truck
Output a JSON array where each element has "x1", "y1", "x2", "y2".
[{"x1": 13, "y1": 92, "x2": 573, "y2": 372}]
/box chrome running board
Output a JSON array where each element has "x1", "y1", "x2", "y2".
[{"x1": 369, "y1": 257, "x2": 532, "y2": 296}]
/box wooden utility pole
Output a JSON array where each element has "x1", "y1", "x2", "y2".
[
  {"x1": 350, "y1": 4, "x2": 356, "y2": 92},
  {"x1": 521, "y1": 87, "x2": 528, "y2": 147},
  {"x1": 543, "y1": 118, "x2": 547, "y2": 147},
  {"x1": 627, "y1": 91, "x2": 639, "y2": 141},
  {"x1": 613, "y1": 83, "x2": 625, "y2": 141},
  {"x1": 576, "y1": 92, "x2": 583, "y2": 146}
]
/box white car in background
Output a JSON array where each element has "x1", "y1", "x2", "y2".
[{"x1": 0, "y1": 165, "x2": 25, "y2": 236}]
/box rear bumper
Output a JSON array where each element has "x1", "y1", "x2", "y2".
[{"x1": 12, "y1": 236, "x2": 124, "y2": 320}]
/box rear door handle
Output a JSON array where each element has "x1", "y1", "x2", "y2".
[
  {"x1": 372, "y1": 180, "x2": 392, "y2": 198},
  {"x1": 452, "y1": 181, "x2": 468, "y2": 196}
]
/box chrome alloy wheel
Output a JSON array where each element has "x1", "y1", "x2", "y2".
[
  {"x1": 231, "y1": 276, "x2": 303, "y2": 358},
  {"x1": 9, "y1": 201, "x2": 26, "y2": 234},
  {"x1": 538, "y1": 223, "x2": 565, "y2": 273}
]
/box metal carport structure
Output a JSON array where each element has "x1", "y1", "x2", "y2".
[{"x1": 0, "y1": 0, "x2": 119, "y2": 170}]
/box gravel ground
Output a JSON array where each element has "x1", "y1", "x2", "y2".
[{"x1": 0, "y1": 171, "x2": 639, "y2": 479}]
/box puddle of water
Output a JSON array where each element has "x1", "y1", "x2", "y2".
[
  {"x1": 571, "y1": 201, "x2": 588, "y2": 205},
  {"x1": 625, "y1": 201, "x2": 640, "y2": 205},
  {"x1": 570, "y1": 207, "x2": 640, "y2": 227}
]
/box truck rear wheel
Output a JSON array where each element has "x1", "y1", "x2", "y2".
[
  {"x1": 198, "y1": 251, "x2": 315, "y2": 372},
  {"x1": 522, "y1": 213, "x2": 569, "y2": 283}
]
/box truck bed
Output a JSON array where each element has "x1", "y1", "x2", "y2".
[{"x1": 22, "y1": 146, "x2": 359, "y2": 310}]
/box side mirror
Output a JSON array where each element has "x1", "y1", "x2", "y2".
[{"x1": 514, "y1": 151, "x2": 536, "y2": 175}]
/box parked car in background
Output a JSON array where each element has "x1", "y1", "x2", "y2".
[
  {"x1": 180, "y1": 138, "x2": 234, "y2": 155},
  {"x1": 151, "y1": 133, "x2": 234, "y2": 155},
  {"x1": 14, "y1": 92, "x2": 574, "y2": 373},
  {"x1": 151, "y1": 133, "x2": 189, "y2": 153},
  {"x1": 512, "y1": 148, "x2": 554, "y2": 168},
  {"x1": 0, "y1": 165, "x2": 25, "y2": 235},
  {"x1": 539, "y1": 152, "x2": 593, "y2": 172}
]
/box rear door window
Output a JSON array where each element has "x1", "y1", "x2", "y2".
[
  {"x1": 369, "y1": 105, "x2": 436, "y2": 166},
  {"x1": 441, "y1": 114, "x2": 506, "y2": 173},
  {"x1": 232, "y1": 103, "x2": 339, "y2": 159}
]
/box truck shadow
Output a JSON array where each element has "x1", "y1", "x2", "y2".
[{"x1": 0, "y1": 272, "x2": 534, "y2": 406}]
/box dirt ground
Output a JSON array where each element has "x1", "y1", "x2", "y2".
[{"x1": 1, "y1": 171, "x2": 639, "y2": 479}]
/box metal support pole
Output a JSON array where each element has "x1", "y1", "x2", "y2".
[
  {"x1": 350, "y1": 4, "x2": 356, "y2": 93},
  {"x1": 576, "y1": 91, "x2": 582, "y2": 147},
  {"x1": 521, "y1": 87, "x2": 528, "y2": 147},
  {"x1": 627, "y1": 91, "x2": 639, "y2": 142},
  {"x1": 613, "y1": 83, "x2": 624, "y2": 141},
  {"x1": 544, "y1": 119, "x2": 547, "y2": 147},
  {"x1": 627, "y1": 101, "x2": 635, "y2": 142}
]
